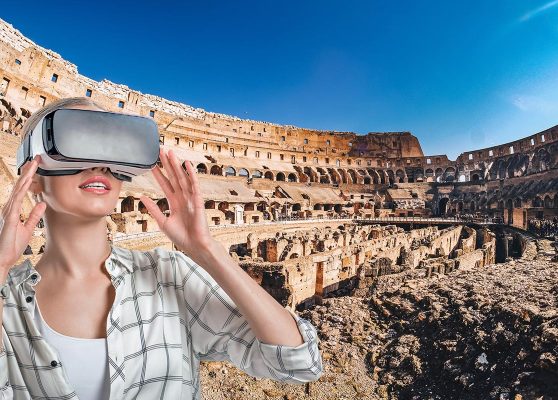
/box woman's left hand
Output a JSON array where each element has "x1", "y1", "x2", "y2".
[{"x1": 140, "y1": 148, "x2": 214, "y2": 258}]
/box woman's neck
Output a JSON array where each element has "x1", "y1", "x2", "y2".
[{"x1": 36, "y1": 213, "x2": 112, "y2": 281}]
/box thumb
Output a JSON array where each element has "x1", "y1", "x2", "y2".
[{"x1": 140, "y1": 196, "x2": 166, "y2": 229}]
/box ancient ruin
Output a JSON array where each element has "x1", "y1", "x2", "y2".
[{"x1": 1, "y1": 18, "x2": 556, "y2": 399}]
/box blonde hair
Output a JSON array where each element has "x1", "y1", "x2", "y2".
[{"x1": 20, "y1": 97, "x2": 105, "y2": 145}]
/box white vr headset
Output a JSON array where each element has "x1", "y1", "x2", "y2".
[{"x1": 16, "y1": 108, "x2": 161, "y2": 182}]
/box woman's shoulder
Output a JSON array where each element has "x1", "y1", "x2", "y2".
[{"x1": 111, "y1": 245, "x2": 195, "y2": 273}]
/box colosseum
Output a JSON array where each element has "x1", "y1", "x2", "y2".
[{"x1": 1, "y1": 18, "x2": 557, "y2": 399}]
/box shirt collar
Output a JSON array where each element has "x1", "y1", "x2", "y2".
[{"x1": 8, "y1": 244, "x2": 133, "y2": 288}]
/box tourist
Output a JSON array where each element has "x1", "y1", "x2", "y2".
[{"x1": 0, "y1": 98, "x2": 323, "y2": 399}]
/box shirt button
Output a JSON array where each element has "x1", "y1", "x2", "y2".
[
  {"x1": 50, "y1": 360, "x2": 58, "y2": 367},
  {"x1": 25, "y1": 296, "x2": 33, "y2": 303}
]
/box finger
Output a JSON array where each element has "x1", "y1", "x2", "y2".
[
  {"x1": 183, "y1": 160, "x2": 204, "y2": 208},
  {"x1": 159, "y1": 148, "x2": 180, "y2": 194},
  {"x1": 152, "y1": 165, "x2": 175, "y2": 198},
  {"x1": 139, "y1": 195, "x2": 167, "y2": 228},
  {"x1": 1, "y1": 176, "x2": 29, "y2": 219},
  {"x1": 182, "y1": 160, "x2": 196, "y2": 190},
  {"x1": 151, "y1": 166, "x2": 179, "y2": 214},
  {"x1": 4, "y1": 156, "x2": 41, "y2": 217},
  {"x1": 1, "y1": 177, "x2": 34, "y2": 238},
  {"x1": 168, "y1": 150, "x2": 192, "y2": 197},
  {"x1": 2, "y1": 175, "x2": 31, "y2": 222}
]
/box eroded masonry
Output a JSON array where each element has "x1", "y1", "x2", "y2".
[{"x1": 0, "y1": 18, "x2": 554, "y2": 310}]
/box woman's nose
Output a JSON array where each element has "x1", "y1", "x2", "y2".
[{"x1": 90, "y1": 166, "x2": 109, "y2": 173}]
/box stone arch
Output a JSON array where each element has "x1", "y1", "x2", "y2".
[
  {"x1": 435, "y1": 168, "x2": 444, "y2": 182},
  {"x1": 304, "y1": 166, "x2": 318, "y2": 182},
  {"x1": 252, "y1": 170, "x2": 263, "y2": 178},
  {"x1": 210, "y1": 165, "x2": 222, "y2": 175},
  {"x1": 138, "y1": 201, "x2": 147, "y2": 214},
  {"x1": 439, "y1": 198, "x2": 449, "y2": 216},
  {"x1": 225, "y1": 166, "x2": 236, "y2": 176},
  {"x1": 386, "y1": 170, "x2": 395, "y2": 185},
  {"x1": 121, "y1": 196, "x2": 135, "y2": 213},
  {"x1": 396, "y1": 169, "x2": 405, "y2": 183},
  {"x1": 276, "y1": 172, "x2": 286, "y2": 181},
  {"x1": 444, "y1": 167, "x2": 456, "y2": 182},
  {"x1": 264, "y1": 171, "x2": 274, "y2": 180},
  {"x1": 196, "y1": 163, "x2": 207, "y2": 174},
  {"x1": 532, "y1": 148, "x2": 551, "y2": 172},
  {"x1": 367, "y1": 169, "x2": 380, "y2": 184},
  {"x1": 287, "y1": 173, "x2": 297, "y2": 182},
  {"x1": 347, "y1": 169, "x2": 357, "y2": 184},
  {"x1": 238, "y1": 168, "x2": 249, "y2": 177},
  {"x1": 337, "y1": 169, "x2": 348, "y2": 184},
  {"x1": 327, "y1": 168, "x2": 340, "y2": 184},
  {"x1": 425, "y1": 168, "x2": 434, "y2": 182},
  {"x1": 156, "y1": 198, "x2": 169, "y2": 214}
]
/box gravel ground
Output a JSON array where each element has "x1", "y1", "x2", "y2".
[{"x1": 200, "y1": 239, "x2": 558, "y2": 400}]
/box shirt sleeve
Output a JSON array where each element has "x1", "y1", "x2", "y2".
[
  {"x1": 0, "y1": 342, "x2": 13, "y2": 399},
  {"x1": 172, "y1": 251, "x2": 324, "y2": 384}
]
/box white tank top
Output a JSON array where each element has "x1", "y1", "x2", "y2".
[{"x1": 34, "y1": 300, "x2": 111, "y2": 400}]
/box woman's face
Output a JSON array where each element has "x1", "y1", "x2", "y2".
[
  {"x1": 25, "y1": 104, "x2": 124, "y2": 221},
  {"x1": 31, "y1": 167, "x2": 123, "y2": 221}
]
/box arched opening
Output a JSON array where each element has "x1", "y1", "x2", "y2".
[
  {"x1": 396, "y1": 169, "x2": 405, "y2": 183},
  {"x1": 288, "y1": 173, "x2": 297, "y2": 182},
  {"x1": 439, "y1": 198, "x2": 449, "y2": 216},
  {"x1": 276, "y1": 172, "x2": 286, "y2": 181},
  {"x1": 225, "y1": 166, "x2": 236, "y2": 176},
  {"x1": 210, "y1": 165, "x2": 222, "y2": 175},
  {"x1": 196, "y1": 163, "x2": 207, "y2": 174},
  {"x1": 264, "y1": 171, "x2": 274, "y2": 180},
  {"x1": 238, "y1": 168, "x2": 249, "y2": 177},
  {"x1": 252, "y1": 170, "x2": 263, "y2": 178},
  {"x1": 138, "y1": 201, "x2": 148, "y2": 214},
  {"x1": 471, "y1": 173, "x2": 480, "y2": 182},
  {"x1": 204, "y1": 200, "x2": 215, "y2": 209},
  {"x1": 156, "y1": 198, "x2": 169, "y2": 214},
  {"x1": 121, "y1": 196, "x2": 135, "y2": 213}
]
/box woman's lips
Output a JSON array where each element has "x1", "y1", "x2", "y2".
[{"x1": 80, "y1": 187, "x2": 110, "y2": 194}]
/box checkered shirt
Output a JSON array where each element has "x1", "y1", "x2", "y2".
[{"x1": 0, "y1": 245, "x2": 323, "y2": 399}]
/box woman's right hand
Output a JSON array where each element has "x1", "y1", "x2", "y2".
[{"x1": 0, "y1": 155, "x2": 46, "y2": 277}]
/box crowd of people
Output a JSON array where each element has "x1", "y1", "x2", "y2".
[{"x1": 528, "y1": 218, "x2": 558, "y2": 238}]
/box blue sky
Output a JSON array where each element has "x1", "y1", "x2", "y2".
[{"x1": 3, "y1": 0, "x2": 558, "y2": 159}]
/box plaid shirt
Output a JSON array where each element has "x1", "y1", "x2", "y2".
[{"x1": 0, "y1": 245, "x2": 323, "y2": 399}]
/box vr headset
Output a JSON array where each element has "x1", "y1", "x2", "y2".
[{"x1": 16, "y1": 108, "x2": 161, "y2": 182}]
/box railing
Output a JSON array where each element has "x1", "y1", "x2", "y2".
[
  {"x1": 112, "y1": 230, "x2": 164, "y2": 242},
  {"x1": 353, "y1": 216, "x2": 498, "y2": 225},
  {"x1": 209, "y1": 217, "x2": 355, "y2": 229}
]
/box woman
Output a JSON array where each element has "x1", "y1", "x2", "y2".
[{"x1": 0, "y1": 98, "x2": 323, "y2": 399}]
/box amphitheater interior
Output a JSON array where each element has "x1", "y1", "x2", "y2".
[{"x1": 0, "y1": 17, "x2": 556, "y2": 311}]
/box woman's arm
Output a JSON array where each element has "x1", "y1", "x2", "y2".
[
  {"x1": 140, "y1": 148, "x2": 323, "y2": 382},
  {"x1": 192, "y1": 237, "x2": 304, "y2": 347},
  {"x1": 141, "y1": 148, "x2": 308, "y2": 346}
]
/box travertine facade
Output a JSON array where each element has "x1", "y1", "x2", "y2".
[{"x1": 0, "y1": 18, "x2": 552, "y2": 310}]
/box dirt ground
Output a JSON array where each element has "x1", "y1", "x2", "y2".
[{"x1": 200, "y1": 238, "x2": 558, "y2": 400}]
